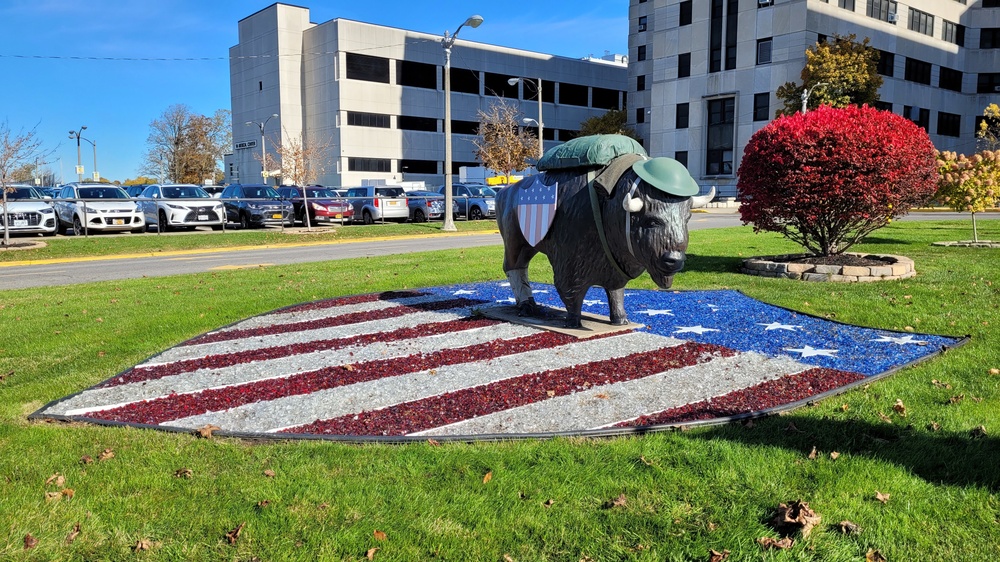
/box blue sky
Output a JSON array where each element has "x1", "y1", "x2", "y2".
[{"x1": 0, "y1": 0, "x2": 628, "y2": 184}]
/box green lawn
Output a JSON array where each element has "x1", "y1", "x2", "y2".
[{"x1": 1, "y1": 221, "x2": 998, "y2": 561}]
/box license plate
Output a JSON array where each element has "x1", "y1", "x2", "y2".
[
  {"x1": 13, "y1": 220, "x2": 27, "y2": 227},
  {"x1": 335, "y1": 214, "x2": 342, "y2": 219},
  {"x1": 112, "y1": 219, "x2": 124, "y2": 225},
  {"x1": 271, "y1": 213, "x2": 282, "y2": 219},
  {"x1": 388, "y1": 201, "x2": 400, "y2": 206},
  {"x1": 198, "y1": 215, "x2": 209, "y2": 220}
]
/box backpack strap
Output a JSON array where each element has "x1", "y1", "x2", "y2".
[{"x1": 587, "y1": 169, "x2": 632, "y2": 280}]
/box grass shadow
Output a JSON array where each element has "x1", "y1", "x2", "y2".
[{"x1": 682, "y1": 252, "x2": 744, "y2": 275}]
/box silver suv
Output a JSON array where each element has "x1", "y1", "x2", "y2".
[
  {"x1": 53, "y1": 183, "x2": 145, "y2": 235},
  {"x1": 436, "y1": 183, "x2": 496, "y2": 220},
  {"x1": 344, "y1": 186, "x2": 409, "y2": 224}
]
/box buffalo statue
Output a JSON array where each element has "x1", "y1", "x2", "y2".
[{"x1": 496, "y1": 154, "x2": 714, "y2": 328}]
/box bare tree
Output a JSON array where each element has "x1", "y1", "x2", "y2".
[
  {"x1": 141, "y1": 105, "x2": 230, "y2": 183},
  {"x1": 262, "y1": 131, "x2": 335, "y2": 230},
  {"x1": 0, "y1": 121, "x2": 50, "y2": 246},
  {"x1": 472, "y1": 99, "x2": 539, "y2": 180}
]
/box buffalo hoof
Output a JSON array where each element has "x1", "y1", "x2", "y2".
[
  {"x1": 516, "y1": 299, "x2": 543, "y2": 318},
  {"x1": 563, "y1": 316, "x2": 583, "y2": 329},
  {"x1": 609, "y1": 316, "x2": 630, "y2": 326}
]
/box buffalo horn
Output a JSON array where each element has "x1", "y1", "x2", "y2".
[{"x1": 690, "y1": 185, "x2": 716, "y2": 208}]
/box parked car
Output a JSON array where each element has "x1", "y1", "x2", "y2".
[
  {"x1": 406, "y1": 190, "x2": 458, "y2": 222},
  {"x1": 138, "y1": 184, "x2": 226, "y2": 232},
  {"x1": 436, "y1": 183, "x2": 496, "y2": 220},
  {"x1": 277, "y1": 186, "x2": 353, "y2": 225},
  {"x1": 202, "y1": 185, "x2": 225, "y2": 198},
  {"x1": 53, "y1": 183, "x2": 145, "y2": 235},
  {"x1": 124, "y1": 185, "x2": 148, "y2": 198},
  {"x1": 0, "y1": 185, "x2": 57, "y2": 236},
  {"x1": 344, "y1": 186, "x2": 409, "y2": 224},
  {"x1": 219, "y1": 184, "x2": 293, "y2": 229}
]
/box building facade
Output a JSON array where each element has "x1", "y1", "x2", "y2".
[
  {"x1": 629, "y1": 0, "x2": 1000, "y2": 198},
  {"x1": 228, "y1": 3, "x2": 628, "y2": 187}
]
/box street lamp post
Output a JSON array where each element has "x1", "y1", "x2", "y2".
[
  {"x1": 80, "y1": 137, "x2": 98, "y2": 181},
  {"x1": 801, "y1": 82, "x2": 830, "y2": 114},
  {"x1": 442, "y1": 14, "x2": 484, "y2": 232},
  {"x1": 68, "y1": 126, "x2": 87, "y2": 182},
  {"x1": 246, "y1": 114, "x2": 279, "y2": 184},
  {"x1": 509, "y1": 77, "x2": 544, "y2": 160}
]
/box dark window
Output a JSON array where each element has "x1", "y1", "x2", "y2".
[
  {"x1": 638, "y1": 16, "x2": 647, "y2": 32},
  {"x1": 674, "y1": 151, "x2": 688, "y2": 167},
  {"x1": 451, "y1": 120, "x2": 480, "y2": 135},
  {"x1": 904, "y1": 57, "x2": 932, "y2": 85},
  {"x1": 903, "y1": 106, "x2": 930, "y2": 132},
  {"x1": 873, "y1": 100, "x2": 893, "y2": 112},
  {"x1": 753, "y1": 93, "x2": 770, "y2": 121},
  {"x1": 977, "y1": 115, "x2": 1000, "y2": 136},
  {"x1": 984, "y1": 0, "x2": 1000, "y2": 7},
  {"x1": 348, "y1": 158, "x2": 391, "y2": 172},
  {"x1": 397, "y1": 116, "x2": 437, "y2": 132},
  {"x1": 484, "y1": 72, "x2": 519, "y2": 98},
  {"x1": 400, "y1": 159, "x2": 437, "y2": 174},
  {"x1": 942, "y1": 20, "x2": 961, "y2": 46},
  {"x1": 636, "y1": 75, "x2": 646, "y2": 92},
  {"x1": 839, "y1": 0, "x2": 855, "y2": 9},
  {"x1": 679, "y1": 1, "x2": 692, "y2": 26},
  {"x1": 558, "y1": 130, "x2": 580, "y2": 141},
  {"x1": 396, "y1": 60, "x2": 437, "y2": 89},
  {"x1": 978, "y1": 73, "x2": 1000, "y2": 94},
  {"x1": 592, "y1": 87, "x2": 620, "y2": 110},
  {"x1": 757, "y1": 38, "x2": 773, "y2": 65},
  {"x1": 725, "y1": 0, "x2": 738, "y2": 70},
  {"x1": 867, "y1": 0, "x2": 898, "y2": 23},
  {"x1": 758, "y1": 0, "x2": 774, "y2": 6},
  {"x1": 637, "y1": 45, "x2": 647, "y2": 61},
  {"x1": 451, "y1": 161, "x2": 479, "y2": 176},
  {"x1": 706, "y1": 97, "x2": 735, "y2": 176},
  {"x1": 817, "y1": 34, "x2": 828, "y2": 44},
  {"x1": 676, "y1": 103, "x2": 689, "y2": 129},
  {"x1": 636, "y1": 108, "x2": 646, "y2": 124},
  {"x1": 559, "y1": 83, "x2": 589, "y2": 107},
  {"x1": 678, "y1": 53, "x2": 691, "y2": 78},
  {"x1": 940, "y1": 67, "x2": 963, "y2": 92},
  {"x1": 876, "y1": 50, "x2": 894, "y2": 76},
  {"x1": 710, "y1": 0, "x2": 723, "y2": 73},
  {"x1": 981, "y1": 28, "x2": 1000, "y2": 49},
  {"x1": 908, "y1": 8, "x2": 933, "y2": 36},
  {"x1": 347, "y1": 111, "x2": 390, "y2": 128},
  {"x1": 450, "y1": 68, "x2": 480, "y2": 94},
  {"x1": 937, "y1": 112, "x2": 961, "y2": 138},
  {"x1": 345, "y1": 53, "x2": 390, "y2": 83}
]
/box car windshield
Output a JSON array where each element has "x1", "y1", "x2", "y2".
[
  {"x1": 78, "y1": 187, "x2": 128, "y2": 199},
  {"x1": 375, "y1": 187, "x2": 405, "y2": 197},
  {"x1": 466, "y1": 186, "x2": 496, "y2": 197},
  {"x1": 244, "y1": 186, "x2": 280, "y2": 199},
  {"x1": 304, "y1": 188, "x2": 334, "y2": 198},
  {"x1": 7, "y1": 187, "x2": 41, "y2": 200},
  {"x1": 162, "y1": 186, "x2": 210, "y2": 199}
]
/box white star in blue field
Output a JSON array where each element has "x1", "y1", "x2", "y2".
[
  {"x1": 496, "y1": 298, "x2": 516, "y2": 303},
  {"x1": 532, "y1": 289, "x2": 550, "y2": 294},
  {"x1": 582, "y1": 299, "x2": 605, "y2": 307},
  {"x1": 871, "y1": 335, "x2": 928, "y2": 345},
  {"x1": 637, "y1": 309, "x2": 674, "y2": 316},
  {"x1": 784, "y1": 345, "x2": 838, "y2": 358},
  {"x1": 758, "y1": 322, "x2": 802, "y2": 331},
  {"x1": 453, "y1": 289, "x2": 476, "y2": 295},
  {"x1": 674, "y1": 326, "x2": 720, "y2": 335}
]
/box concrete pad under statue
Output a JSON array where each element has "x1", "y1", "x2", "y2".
[{"x1": 480, "y1": 304, "x2": 644, "y2": 339}]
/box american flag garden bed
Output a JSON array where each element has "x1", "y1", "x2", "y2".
[{"x1": 31, "y1": 282, "x2": 965, "y2": 442}]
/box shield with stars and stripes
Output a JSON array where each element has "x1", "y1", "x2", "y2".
[
  {"x1": 31, "y1": 282, "x2": 964, "y2": 442},
  {"x1": 517, "y1": 175, "x2": 558, "y2": 247}
]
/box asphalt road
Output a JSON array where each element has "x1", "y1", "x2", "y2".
[{"x1": 0, "y1": 211, "x2": 991, "y2": 290}]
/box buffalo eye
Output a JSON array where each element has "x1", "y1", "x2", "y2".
[{"x1": 641, "y1": 216, "x2": 664, "y2": 229}]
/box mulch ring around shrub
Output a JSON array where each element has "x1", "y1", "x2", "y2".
[
  {"x1": 741, "y1": 253, "x2": 915, "y2": 282},
  {"x1": 0, "y1": 240, "x2": 46, "y2": 251}
]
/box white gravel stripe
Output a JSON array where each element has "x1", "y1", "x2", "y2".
[
  {"x1": 213, "y1": 294, "x2": 452, "y2": 332},
  {"x1": 50, "y1": 322, "x2": 537, "y2": 417},
  {"x1": 413, "y1": 352, "x2": 810, "y2": 436},
  {"x1": 168, "y1": 331, "x2": 683, "y2": 433},
  {"x1": 140, "y1": 305, "x2": 482, "y2": 366}
]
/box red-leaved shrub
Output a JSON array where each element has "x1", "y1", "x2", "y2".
[{"x1": 738, "y1": 105, "x2": 938, "y2": 255}]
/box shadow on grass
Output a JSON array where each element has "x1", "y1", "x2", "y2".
[
  {"x1": 686, "y1": 415, "x2": 999, "y2": 491},
  {"x1": 683, "y1": 253, "x2": 744, "y2": 275},
  {"x1": 854, "y1": 237, "x2": 909, "y2": 246}
]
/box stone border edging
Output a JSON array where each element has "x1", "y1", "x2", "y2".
[
  {"x1": 741, "y1": 253, "x2": 915, "y2": 282},
  {"x1": 932, "y1": 240, "x2": 1000, "y2": 248}
]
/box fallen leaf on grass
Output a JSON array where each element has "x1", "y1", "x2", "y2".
[
  {"x1": 133, "y1": 539, "x2": 153, "y2": 552},
  {"x1": 373, "y1": 530, "x2": 387, "y2": 541},
  {"x1": 807, "y1": 446, "x2": 818, "y2": 460},
  {"x1": 66, "y1": 522, "x2": 81, "y2": 544},
  {"x1": 877, "y1": 412, "x2": 893, "y2": 424},
  {"x1": 931, "y1": 379, "x2": 952, "y2": 389},
  {"x1": 366, "y1": 547, "x2": 380, "y2": 560},
  {"x1": 970, "y1": 425, "x2": 988, "y2": 438},
  {"x1": 226, "y1": 522, "x2": 245, "y2": 545},
  {"x1": 928, "y1": 421, "x2": 941, "y2": 432},
  {"x1": 426, "y1": 439, "x2": 441, "y2": 447},
  {"x1": 482, "y1": 471, "x2": 492, "y2": 484},
  {"x1": 0, "y1": 370, "x2": 12, "y2": 382},
  {"x1": 45, "y1": 473, "x2": 65, "y2": 487},
  {"x1": 830, "y1": 451, "x2": 840, "y2": 460},
  {"x1": 80, "y1": 455, "x2": 93, "y2": 465},
  {"x1": 639, "y1": 456, "x2": 654, "y2": 466},
  {"x1": 256, "y1": 500, "x2": 271, "y2": 509},
  {"x1": 603, "y1": 494, "x2": 628, "y2": 509},
  {"x1": 503, "y1": 554, "x2": 515, "y2": 562},
  {"x1": 97, "y1": 448, "x2": 115, "y2": 461},
  {"x1": 771, "y1": 500, "x2": 821, "y2": 538},
  {"x1": 45, "y1": 491, "x2": 62, "y2": 501},
  {"x1": 24, "y1": 533, "x2": 38, "y2": 550},
  {"x1": 785, "y1": 422, "x2": 804, "y2": 433},
  {"x1": 757, "y1": 536, "x2": 794, "y2": 550},
  {"x1": 263, "y1": 469, "x2": 276, "y2": 478},
  {"x1": 543, "y1": 499, "x2": 555, "y2": 508},
  {"x1": 949, "y1": 394, "x2": 965, "y2": 405},
  {"x1": 866, "y1": 549, "x2": 887, "y2": 562},
  {"x1": 196, "y1": 424, "x2": 221, "y2": 439},
  {"x1": 708, "y1": 549, "x2": 730, "y2": 561},
  {"x1": 893, "y1": 399, "x2": 907, "y2": 417},
  {"x1": 174, "y1": 468, "x2": 193, "y2": 479},
  {"x1": 61, "y1": 488, "x2": 75, "y2": 499},
  {"x1": 840, "y1": 404, "x2": 849, "y2": 412},
  {"x1": 837, "y1": 520, "x2": 862, "y2": 534},
  {"x1": 875, "y1": 491, "x2": 891, "y2": 504},
  {"x1": 990, "y1": 368, "x2": 999, "y2": 375}
]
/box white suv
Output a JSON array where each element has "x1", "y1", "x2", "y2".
[
  {"x1": 1, "y1": 185, "x2": 57, "y2": 236},
  {"x1": 344, "y1": 186, "x2": 409, "y2": 224},
  {"x1": 53, "y1": 183, "x2": 145, "y2": 235}
]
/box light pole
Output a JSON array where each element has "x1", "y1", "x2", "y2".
[
  {"x1": 509, "y1": 77, "x2": 544, "y2": 160},
  {"x1": 80, "y1": 137, "x2": 98, "y2": 181},
  {"x1": 442, "y1": 14, "x2": 484, "y2": 232},
  {"x1": 246, "y1": 114, "x2": 279, "y2": 184},
  {"x1": 801, "y1": 82, "x2": 829, "y2": 114},
  {"x1": 68, "y1": 126, "x2": 87, "y2": 182}
]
